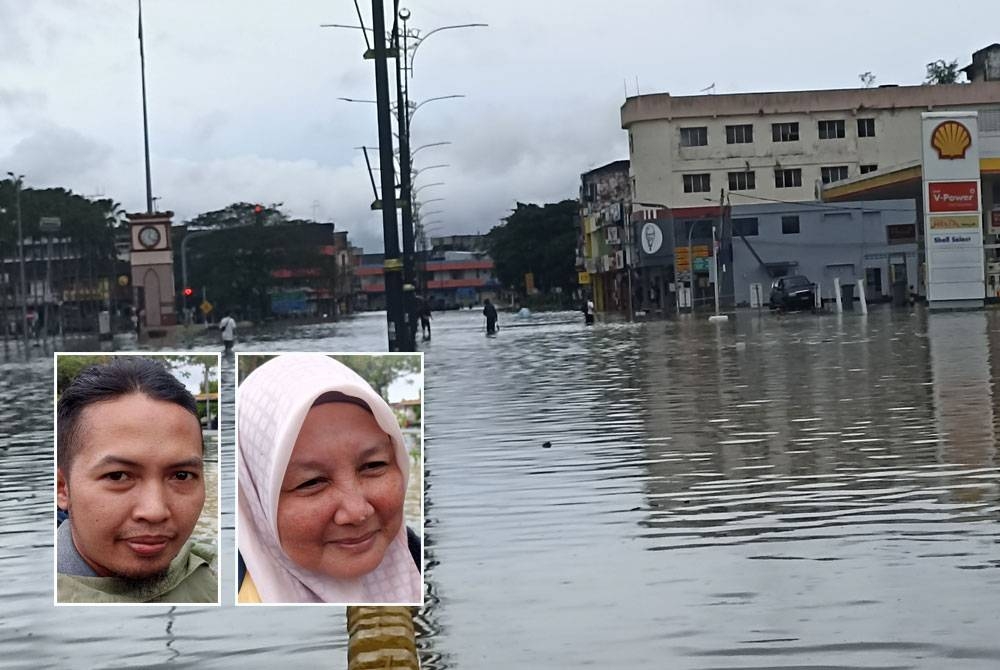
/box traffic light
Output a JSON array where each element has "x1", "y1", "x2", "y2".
[
  {"x1": 183, "y1": 287, "x2": 194, "y2": 297},
  {"x1": 253, "y1": 204, "x2": 264, "y2": 226}
]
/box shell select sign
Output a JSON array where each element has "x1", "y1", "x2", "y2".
[
  {"x1": 931, "y1": 120, "x2": 972, "y2": 160},
  {"x1": 927, "y1": 181, "x2": 979, "y2": 213}
]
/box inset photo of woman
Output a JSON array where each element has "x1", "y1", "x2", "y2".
[{"x1": 236, "y1": 352, "x2": 423, "y2": 605}]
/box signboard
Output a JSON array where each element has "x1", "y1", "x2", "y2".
[
  {"x1": 674, "y1": 245, "x2": 710, "y2": 271},
  {"x1": 525, "y1": 272, "x2": 536, "y2": 294},
  {"x1": 927, "y1": 181, "x2": 979, "y2": 212},
  {"x1": 991, "y1": 209, "x2": 1000, "y2": 235},
  {"x1": 39, "y1": 216, "x2": 61, "y2": 233},
  {"x1": 200, "y1": 300, "x2": 213, "y2": 316},
  {"x1": 921, "y1": 112, "x2": 983, "y2": 304},
  {"x1": 928, "y1": 215, "x2": 980, "y2": 230},
  {"x1": 640, "y1": 222, "x2": 663, "y2": 255},
  {"x1": 578, "y1": 271, "x2": 590, "y2": 285}
]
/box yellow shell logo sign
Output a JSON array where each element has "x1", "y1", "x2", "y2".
[{"x1": 931, "y1": 120, "x2": 972, "y2": 159}]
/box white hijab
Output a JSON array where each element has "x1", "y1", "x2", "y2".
[{"x1": 238, "y1": 353, "x2": 421, "y2": 604}]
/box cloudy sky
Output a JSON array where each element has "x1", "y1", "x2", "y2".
[{"x1": 0, "y1": 0, "x2": 995, "y2": 251}]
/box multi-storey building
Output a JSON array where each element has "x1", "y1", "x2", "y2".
[
  {"x1": 622, "y1": 45, "x2": 1000, "y2": 311},
  {"x1": 355, "y1": 245, "x2": 499, "y2": 312},
  {"x1": 578, "y1": 160, "x2": 632, "y2": 314}
]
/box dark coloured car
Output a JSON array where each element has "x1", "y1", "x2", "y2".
[{"x1": 769, "y1": 275, "x2": 816, "y2": 311}]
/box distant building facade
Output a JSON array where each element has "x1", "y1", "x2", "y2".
[
  {"x1": 578, "y1": 159, "x2": 632, "y2": 314},
  {"x1": 355, "y1": 238, "x2": 499, "y2": 311},
  {"x1": 622, "y1": 47, "x2": 1000, "y2": 311}
]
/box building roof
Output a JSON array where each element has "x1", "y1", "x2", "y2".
[
  {"x1": 621, "y1": 81, "x2": 1000, "y2": 128},
  {"x1": 581, "y1": 159, "x2": 630, "y2": 178}
]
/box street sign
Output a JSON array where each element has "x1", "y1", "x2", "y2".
[
  {"x1": 39, "y1": 216, "x2": 61, "y2": 233},
  {"x1": 693, "y1": 258, "x2": 710, "y2": 272},
  {"x1": 200, "y1": 300, "x2": 213, "y2": 316}
]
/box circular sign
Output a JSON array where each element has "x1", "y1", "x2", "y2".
[
  {"x1": 138, "y1": 225, "x2": 161, "y2": 249},
  {"x1": 117, "y1": 275, "x2": 129, "y2": 287},
  {"x1": 640, "y1": 222, "x2": 663, "y2": 254}
]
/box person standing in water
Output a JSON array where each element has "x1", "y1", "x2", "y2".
[
  {"x1": 483, "y1": 299, "x2": 498, "y2": 335},
  {"x1": 218, "y1": 313, "x2": 237, "y2": 352}
]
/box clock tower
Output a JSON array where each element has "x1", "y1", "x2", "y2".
[{"x1": 128, "y1": 211, "x2": 176, "y2": 329}]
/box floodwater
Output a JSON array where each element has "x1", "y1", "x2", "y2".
[{"x1": 1, "y1": 307, "x2": 998, "y2": 668}]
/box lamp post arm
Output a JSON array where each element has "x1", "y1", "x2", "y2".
[{"x1": 408, "y1": 24, "x2": 488, "y2": 75}]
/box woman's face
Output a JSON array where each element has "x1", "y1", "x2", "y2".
[{"x1": 277, "y1": 402, "x2": 405, "y2": 579}]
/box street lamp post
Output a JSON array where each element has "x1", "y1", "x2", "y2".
[
  {"x1": 7, "y1": 173, "x2": 28, "y2": 352},
  {"x1": 370, "y1": 0, "x2": 407, "y2": 352}
]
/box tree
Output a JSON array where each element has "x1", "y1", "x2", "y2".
[
  {"x1": 924, "y1": 59, "x2": 963, "y2": 84},
  {"x1": 487, "y1": 200, "x2": 578, "y2": 296},
  {"x1": 179, "y1": 203, "x2": 335, "y2": 321}
]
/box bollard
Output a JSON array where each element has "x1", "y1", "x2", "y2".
[
  {"x1": 814, "y1": 283, "x2": 822, "y2": 311},
  {"x1": 347, "y1": 605, "x2": 419, "y2": 670},
  {"x1": 857, "y1": 279, "x2": 868, "y2": 315},
  {"x1": 98, "y1": 310, "x2": 112, "y2": 341},
  {"x1": 834, "y1": 277, "x2": 842, "y2": 313}
]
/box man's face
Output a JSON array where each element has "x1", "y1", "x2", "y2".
[
  {"x1": 57, "y1": 393, "x2": 205, "y2": 579},
  {"x1": 277, "y1": 402, "x2": 405, "y2": 579}
]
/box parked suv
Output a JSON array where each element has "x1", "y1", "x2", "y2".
[{"x1": 769, "y1": 275, "x2": 816, "y2": 311}]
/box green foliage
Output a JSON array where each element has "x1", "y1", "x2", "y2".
[
  {"x1": 238, "y1": 354, "x2": 420, "y2": 401},
  {"x1": 487, "y1": 200, "x2": 579, "y2": 296},
  {"x1": 179, "y1": 203, "x2": 335, "y2": 320},
  {"x1": 0, "y1": 182, "x2": 120, "y2": 277},
  {"x1": 334, "y1": 355, "x2": 420, "y2": 400},
  {"x1": 56, "y1": 355, "x2": 112, "y2": 397},
  {"x1": 924, "y1": 59, "x2": 963, "y2": 84},
  {"x1": 56, "y1": 354, "x2": 215, "y2": 399}
]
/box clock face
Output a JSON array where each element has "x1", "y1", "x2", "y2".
[{"x1": 138, "y1": 225, "x2": 161, "y2": 249}]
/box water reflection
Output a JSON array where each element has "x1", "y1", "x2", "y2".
[{"x1": 1, "y1": 308, "x2": 998, "y2": 668}]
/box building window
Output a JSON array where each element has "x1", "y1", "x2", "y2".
[
  {"x1": 726, "y1": 124, "x2": 753, "y2": 144},
  {"x1": 781, "y1": 215, "x2": 800, "y2": 234},
  {"x1": 818, "y1": 119, "x2": 846, "y2": 139},
  {"x1": 680, "y1": 126, "x2": 708, "y2": 147},
  {"x1": 683, "y1": 173, "x2": 711, "y2": 193},
  {"x1": 857, "y1": 118, "x2": 876, "y2": 137},
  {"x1": 860, "y1": 164, "x2": 878, "y2": 174},
  {"x1": 629, "y1": 132, "x2": 634, "y2": 154},
  {"x1": 727, "y1": 171, "x2": 756, "y2": 191},
  {"x1": 733, "y1": 217, "x2": 759, "y2": 236},
  {"x1": 886, "y1": 224, "x2": 916, "y2": 244},
  {"x1": 821, "y1": 166, "x2": 849, "y2": 184},
  {"x1": 774, "y1": 168, "x2": 802, "y2": 188},
  {"x1": 772, "y1": 122, "x2": 799, "y2": 142}
]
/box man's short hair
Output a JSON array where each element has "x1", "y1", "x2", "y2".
[{"x1": 57, "y1": 357, "x2": 202, "y2": 474}]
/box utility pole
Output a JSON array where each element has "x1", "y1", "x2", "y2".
[
  {"x1": 7, "y1": 174, "x2": 29, "y2": 353},
  {"x1": 394, "y1": 7, "x2": 416, "y2": 351},
  {"x1": 370, "y1": 0, "x2": 407, "y2": 351},
  {"x1": 138, "y1": 0, "x2": 153, "y2": 213}
]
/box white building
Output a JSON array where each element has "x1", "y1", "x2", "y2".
[
  {"x1": 622, "y1": 80, "x2": 1000, "y2": 209},
  {"x1": 621, "y1": 46, "x2": 1000, "y2": 311}
]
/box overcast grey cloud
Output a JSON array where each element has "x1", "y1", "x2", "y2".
[{"x1": 0, "y1": 0, "x2": 995, "y2": 252}]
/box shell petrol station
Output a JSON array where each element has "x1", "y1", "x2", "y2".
[{"x1": 823, "y1": 111, "x2": 1000, "y2": 308}]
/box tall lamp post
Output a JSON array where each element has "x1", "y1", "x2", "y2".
[{"x1": 7, "y1": 173, "x2": 28, "y2": 352}]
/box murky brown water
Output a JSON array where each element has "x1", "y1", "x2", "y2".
[{"x1": 1, "y1": 307, "x2": 997, "y2": 668}]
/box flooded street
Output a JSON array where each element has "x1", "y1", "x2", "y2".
[{"x1": 2, "y1": 307, "x2": 998, "y2": 668}]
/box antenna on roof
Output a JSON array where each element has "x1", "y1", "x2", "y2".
[
  {"x1": 699, "y1": 82, "x2": 716, "y2": 94},
  {"x1": 635, "y1": 75, "x2": 640, "y2": 96}
]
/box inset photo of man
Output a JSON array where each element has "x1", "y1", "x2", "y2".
[{"x1": 54, "y1": 354, "x2": 220, "y2": 605}]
